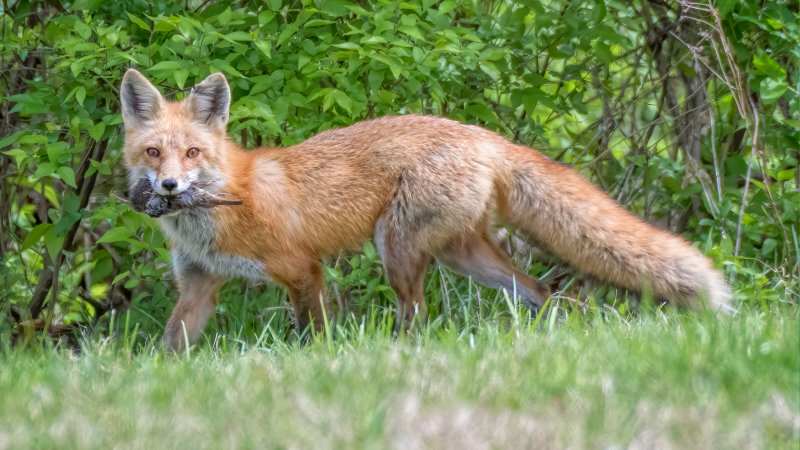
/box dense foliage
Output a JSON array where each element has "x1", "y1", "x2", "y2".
[{"x1": 0, "y1": 0, "x2": 797, "y2": 344}]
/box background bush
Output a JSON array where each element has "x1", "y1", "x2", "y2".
[{"x1": 0, "y1": 0, "x2": 797, "y2": 344}]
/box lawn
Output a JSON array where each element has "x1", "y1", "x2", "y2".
[{"x1": 0, "y1": 302, "x2": 796, "y2": 449}]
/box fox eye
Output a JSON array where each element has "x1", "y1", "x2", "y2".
[
  {"x1": 186, "y1": 147, "x2": 200, "y2": 158},
  {"x1": 146, "y1": 148, "x2": 160, "y2": 158}
]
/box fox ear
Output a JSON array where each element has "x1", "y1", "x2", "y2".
[
  {"x1": 188, "y1": 73, "x2": 230, "y2": 130},
  {"x1": 120, "y1": 69, "x2": 164, "y2": 125}
]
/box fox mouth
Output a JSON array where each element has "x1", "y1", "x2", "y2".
[{"x1": 129, "y1": 178, "x2": 242, "y2": 218}]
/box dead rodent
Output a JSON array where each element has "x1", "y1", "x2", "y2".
[{"x1": 129, "y1": 178, "x2": 242, "y2": 218}]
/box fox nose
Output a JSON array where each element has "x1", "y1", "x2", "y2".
[{"x1": 162, "y1": 178, "x2": 178, "y2": 192}]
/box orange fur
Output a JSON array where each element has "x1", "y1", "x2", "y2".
[{"x1": 120, "y1": 70, "x2": 732, "y2": 350}]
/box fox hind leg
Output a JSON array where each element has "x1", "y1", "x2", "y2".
[
  {"x1": 436, "y1": 230, "x2": 552, "y2": 312},
  {"x1": 279, "y1": 259, "x2": 328, "y2": 336},
  {"x1": 375, "y1": 218, "x2": 432, "y2": 331}
]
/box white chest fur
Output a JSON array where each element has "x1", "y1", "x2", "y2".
[{"x1": 159, "y1": 209, "x2": 267, "y2": 281}]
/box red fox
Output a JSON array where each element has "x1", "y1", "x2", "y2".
[{"x1": 119, "y1": 69, "x2": 732, "y2": 350}]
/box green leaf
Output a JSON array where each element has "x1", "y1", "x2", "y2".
[
  {"x1": 174, "y1": 69, "x2": 190, "y2": 89},
  {"x1": 662, "y1": 177, "x2": 681, "y2": 193},
  {"x1": 62, "y1": 191, "x2": 80, "y2": 214},
  {"x1": 74, "y1": 21, "x2": 92, "y2": 40},
  {"x1": 19, "y1": 134, "x2": 47, "y2": 145},
  {"x1": 322, "y1": 265, "x2": 342, "y2": 282},
  {"x1": 218, "y1": 7, "x2": 232, "y2": 25},
  {"x1": 368, "y1": 70, "x2": 384, "y2": 92},
  {"x1": 398, "y1": 25, "x2": 424, "y2": 41},
  {"x1": 277, "y1": 24, "x2": 298, "y2": 47},
  {"x1": 224, "y1": 31, "x2": 252, "y2": 42},
  {"x1": 75, "y1": 87, "x2": 86, "y2": 106},
  {"x1": 148, "y1": 61, "x2": 182, "y2": 71},
  {"x1": 0, "y1": 130, "x2": 25, "y2": 147},
  {"x1": 725, "y1": 155, "x2": 748, "y2": 175},
  {"x1": 151, "y1": 17, "x2": 174, "y2": 33},
  {"x1": 44, "y1": 227, "x2": 64, "y2": 261},
  {"x1": 97, "y1": 161, "x2": 112, "y2": 175},
  {"x1": 33, "y1": 163, "x2": 55, "y2": 180},
  {"x1": 22, "y1": 223, "x2": 51, "y2": 251},
  {"x1": 717, "y1": 0, "x2": 737, "y2": 17},
  {"x1": 258, "y1": 10, "x2": 276, "y2": 26},
  {"x1": 592, "y1": 0, "x2": 607, "y2": 23},
  {"x1": 127, "y1": 12, "x2": 150, "y2": 31},
  {"x1": 70, "y1": 61, "x2": 84, "y2": 78},
  {"x1": 761, "y1": 238, "x2": 777, "y2": 256},
  {"x1": 112, "y1": 270, "x2": 130, "y2": 285},
  {"x1": 56, "y1": 166, "x2": 77, "y2": 188},
  {"x1": 98, "y1": 227, "x2": 133, "y2": 244},
  {"x1": 753, "y1": 51, "x2": 786, "y2": 78},
  {"x1": 776, "y1": 169, "x2": 796, "y2": 181},
  {"x1": 332, "y1": 90, "x2": 352, "y2": 114},
  {"x1": 467, "y1": 102, "x2": 497, "y2": 123},
  {"x1": 254, "y1": 39, "x2": 271, "y2": 58},
  {"x1": 3, "y1": 149, "x2": 28, "y2": 166},
  {"x1": 363, "y1": 240, "x2": 376, "y2": 260},
  {"x1": 323, "y1": 89, "x2": 336, "y2": 111},
  {"x1": 46, "y1": 141, "x2": 69, "y2": 165},
  {"x1": 54, "y1": 210, "x2": 81, "y2": 235},
  {"x1": 594, "y1": 42, "x2": 613, "y2": 63},
  {"x1": 759, "y1": 78, "x2": 788, "y2": 104},
  {"x1": 333, "y1": 42, "x2": 360, "y2": 50},
  {"x1": 438, "y1": 0, "x2": 457, "y2": 14},
  {"x1": 89, "y1": 122, "x2": 105, "y2": 141}
]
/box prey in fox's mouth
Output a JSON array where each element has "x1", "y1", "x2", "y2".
[{"x1": 129, "y1": 178, "x2": 242, "y2": 218}]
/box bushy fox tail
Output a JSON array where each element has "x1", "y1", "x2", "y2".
[{"x1": 498, "y1": 144, "x2": 733, "y2": 312}]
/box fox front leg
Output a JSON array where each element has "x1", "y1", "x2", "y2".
[{"x1": 162, "y1": 261, "x2": 224, "y2": 352}]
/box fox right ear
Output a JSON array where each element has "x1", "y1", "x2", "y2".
[{"x1": 120, "y1": 69, "x2": 164, "y2": 125}]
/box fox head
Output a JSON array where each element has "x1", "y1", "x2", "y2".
[{"x1": 119, "y1": 69, "x2": 231, "y2": 197}]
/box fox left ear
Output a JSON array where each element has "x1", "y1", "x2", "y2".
[{"x1": 188, "y1": 73, "x2": 231, "y2": 130}]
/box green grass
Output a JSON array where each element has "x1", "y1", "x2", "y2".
[{"x1": 1, "y1": 303, "x2": 797, "y2": 449}]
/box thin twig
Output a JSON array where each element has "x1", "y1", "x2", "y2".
[{"x1": 734, "y1": 113, "x2": 756, "y2": 257}]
